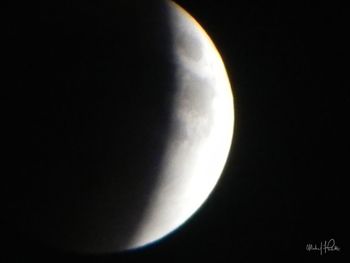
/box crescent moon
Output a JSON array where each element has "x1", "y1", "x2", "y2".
[{"x1": 128, "y1": 1, "x2": 234, "y2": 250}]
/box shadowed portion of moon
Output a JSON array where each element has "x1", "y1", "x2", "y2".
[{"x1": 3, "y1": 0, "x2": 177, "y2": 254}]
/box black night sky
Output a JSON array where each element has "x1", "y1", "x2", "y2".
[{"x1": 3, "y1": 0, "x2": 346, "y2": 262}]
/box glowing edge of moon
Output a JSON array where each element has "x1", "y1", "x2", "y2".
[{"x1": 127, "y1": 1, "x2": 234, "y2": 250}]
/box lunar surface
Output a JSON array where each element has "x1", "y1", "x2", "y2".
[
  {"x1": 4, "y1": 0, "x2": 233, "y2": 254},
  {"x1": 128, "y1": 1, "x2": 234, "y2": 250}
]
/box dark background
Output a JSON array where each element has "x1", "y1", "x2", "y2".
[{"x1": 2, "y1": 0, "x2": 347, "y2": 262}]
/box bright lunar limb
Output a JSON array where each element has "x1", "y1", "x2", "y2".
[{"x1": 127, "y1": 1, "x2": 234, "y2": 249}]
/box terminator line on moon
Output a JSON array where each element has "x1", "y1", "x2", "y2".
[{"x1": 128, "y1": 1, "x2": 234, "y2": 250}]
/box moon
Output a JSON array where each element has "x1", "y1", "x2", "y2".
[
  {"x1": 127, "y1": 1, "x2": 234, "y2": 250},
  {"x1": 5, "y1": 1, "x2": 234, "y2": 254}
]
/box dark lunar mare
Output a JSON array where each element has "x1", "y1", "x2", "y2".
[{"x1": 3, "y1": 0, "x2": 175, "y2": 254}]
